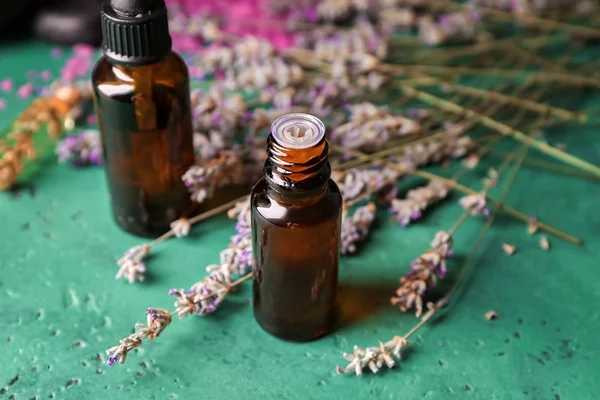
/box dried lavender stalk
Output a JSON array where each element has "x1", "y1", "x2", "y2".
[
  {"x1": 106, "y1": 308, "x2": 172, "y2": 366},
  {"x1": 115, "y1": 244, "x2": 150, "y2": 284},
  {"x1": 341, "y1": 203, "x2": 377, "y2": 255},
  {"x1": 391, "y1": 231, "x2": 453, "y2": 317},
  {"x1": 167, "y1": 3, "x2": 223, "y2": 42},
  {"x1": 419, "y1": 10, "x2": 484, "y2": 46},
  {"x1": 331, "y1": 102, "x2": 421, "y2": 152},
  {"x1": 106, "y1": 199, "x2": 254, "y2": 365},
  {"x1": 55, "y1": 130, "x2": 103, "y2": 166},
  {"x1": 194, "y1": 37, "x2": 276, "y2": 73},
  {"x1": 182, "y1": 150, "x2": 262, "y2": 204},
  {"x1": 333, "y1": 166, "x2": 399, "y2": 202},
  {"x1": 191, "y1": 88, "x2": 246, "y2": 139},
  {"x1": 390, "y1": 180, "x2": 450, "y2": 226}
]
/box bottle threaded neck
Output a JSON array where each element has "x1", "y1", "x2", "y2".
[
  {"x1": 264, "y1": 113, "x2": 330, "y2": 193},
  {"x1": 101, "y1": 0, "x2": 172, "y2": 66}
]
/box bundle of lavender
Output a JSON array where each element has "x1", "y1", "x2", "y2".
[{"x1": 4, "y1": 0, "x2": 596, "y2": 375}]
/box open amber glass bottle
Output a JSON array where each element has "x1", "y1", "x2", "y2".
[
  {"x1": 92, "y1": 0, "x2": 194, "y2": 237},
  {"x1": 251, "y1": 113, "x2": 343, "y2": 342}
]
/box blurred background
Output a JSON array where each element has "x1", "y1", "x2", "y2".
[{"x1": 1, "y1": 0, "x2": 103, "y2": 45}]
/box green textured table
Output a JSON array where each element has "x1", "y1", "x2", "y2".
[{"x1": 1, "y1": 41, "x2": 599, "y2": 400}]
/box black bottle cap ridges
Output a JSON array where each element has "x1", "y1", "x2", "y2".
[{"x1": 101, "y1": 0, "x2": 171, "y2": 66}]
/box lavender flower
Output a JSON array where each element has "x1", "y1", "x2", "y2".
[
  {"x1": 390, "y1": 181, "x2": 449, "y2": 226},
  {"x1": 223, "y1": 58, "x2": 304, "y2": 90},
  {"x1": 419, "y1": 10, "x2": 482, "y2": 46},
  {"x1": 182, "y1": 151, "x2": 246, "y2": 204},
  {"x1": 221, "y1": 199, "x2": 253, "y2": 275},
  {"x1": 379, "y1": 8, "x2": 417, "y2": 36},
  {"x1": 167, "y1": 4, "x2": 222, "y2": 42},
  {"x1": 170, "y1": 218, "x2": 191, "y2": 238},
  {"x1": 191, "y1": 88, "x2": 246, "y2": 138},
  {"x1": 55, "y1": 130, "x2": 103, "y2": 166},
  {"x1": 195, "y1": 37, "x2": 276, "y2": 73},
  {"x1": 170, "y1": 266, "x2": 232, "y2": 317},
  {"x1": 193, "y1": 130, "x2": 227, "y2": 160},
  {"x1": 331, "y1": 103, "x2": 421, "y2": 151},
  {"x1": 115, "y1": 244, "x2": 149, "y2": 283},
  {"x1": 459, "y1": 192, "x2": 489, "y2": 216},
  {"x1": 483, "y1": 168, "x2": 499, "y2": 188},
  {"x1": 333, "y1": 166, "x2": 399, "y2": 202},
  {"x1": 336, "y1": 336, "x2": 408, "y2": 376},
  {"x1": 169, "y1": 199, "x2": 254, "y2": 317},
  {"x1": 341, "y1": 203, "x2": 377, "y2": 254},
  {"x1": 391, "y1": 231, "x2": 453, "y2": 317},
  {"x1": 393, "y1": 133, "x2": 476, "y2": 171},
  {"x1": 302, "y1": 20, "x2": 387, "y2": 63},
  {"x1": 431, "y1": 231, "x2": 453, "y2": 258},
  {"x1": 106, "y1": 308, "x2": 171, "y2": 366}
]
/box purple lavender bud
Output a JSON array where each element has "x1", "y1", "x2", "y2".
[
  {"x1": 438, "y1": 265, "x2": 447, "y2": 278},
  {"x1": 107, "y1": 353, "x2": 118, "y2": 366},
  {"x1": 168, "y1": 289, "x2": 178, "y2": 296},
  {"x1": 447, "y1": 250, "x2": 453, "y2": 258},
  {"x1": 439, "y1": 15, "x2": 450, "y2": 28},
  {"x1": 411, "y1": 210, "x2": 422, "y2": 220},
  {"x1": 305, "y1": 8, "x2": 318, "y2": 22}
]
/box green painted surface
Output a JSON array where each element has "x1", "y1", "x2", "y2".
[{"x1": 1, "y1": 41, "x2": 599, "y2": 400}]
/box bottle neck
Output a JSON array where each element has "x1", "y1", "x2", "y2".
[{"x1": 263, "y1": 134, "x2": 331, "y2": 200}]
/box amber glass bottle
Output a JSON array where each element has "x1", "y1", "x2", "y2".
[
  {"x1": 92, "y1": 0, "x2": 194, "y2": 237},
  {"x1": 251, "y1": 113, "x2": 343, "y2": 341}
]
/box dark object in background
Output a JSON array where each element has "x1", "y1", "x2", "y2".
[
  {"x1": 91, "y1": 0, "x2": 195, "y2": 237},
  {"x1": 33, "y1": 0, "x2": 102, "y2": 45},
  {"x1": 0, "y1": 0, "x2": 42, "y2": 40},
  {"x1": 251, "y1": 114, "x2": 343, "y2": 342}
]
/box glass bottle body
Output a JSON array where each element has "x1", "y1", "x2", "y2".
[
  {"x1": 251, "y1": 177, "x2": 342, "y2": 341},
  {"x1": 91, "y1": 52, "x2": 194, "y2": 237}
]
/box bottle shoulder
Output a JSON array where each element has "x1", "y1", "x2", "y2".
[
  {"x1": 92, "y1": 52, "x2": 189, "y2": 93},
  {"x1": 251, "y1": 178, "x2": 342, "y2": 227}
]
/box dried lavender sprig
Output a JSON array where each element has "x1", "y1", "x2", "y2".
[
  {"x1": 337, "y1": 299, "x2": 444, "y2": 376},
  {"x1": 191, "y1": 88, "x2": 247, "y2": 139},
  {"x1": 400, "y1": 83, "x2": 600, "y2": 174},
  {"x1": 397, "y1": 85, "x2": 600, "y2": 178},
  {"x1": 193, "y1": 37, "x2": 276, "y2": 73},
  {"x1": 391, "y1": 231, "x2": 453, "y2": 317},
  {"x1": 331, "y1": 102, "x2": 421, "y2": 152},
  {"x1": 333, "y1": 166, "x2": 400, "y2": 202},
  {"x1": 458, "y1": 191, "x2": 489, "y2": 217},
  {"x1": 167, "y1": 4, "x2": 223, "y2": 42},
  {"x1": 55, "y1": 130, "x2": 103, "y2": 166},
  {"x1": 299, "y1": 20, "x2": 388, "y2": 63},
  {"x1": 115, "y1": 244, "x2": 149, "y2": 284},
  {"x1": 390, "y1": 180, "x2": 450, "y2": 226},
  {"x1": 333, "y1": 123, "x2": 474, "y2": 171},
  {"x1": 106, "y1": 308, "x2": 172, "y2": 366},
  {"x1": 114, "y1": 196, "x2": 249, "y2": 283},
  {"x1": 105, "y1": 273, "x2": 251, "y2": 366},
  {"x1": 338, "y1": 144, "x2": 530, "y2": 376},
  {"x1": 341, "y1": 203, "x2": 377, "y2": 255},
  {"x1": 333, "y1": 144, "x2": 581, "y2": 244},
  {"x1": 418, "y1": 9, "x2": 483, "y2": 46},
  {"x1": 182, "y1": 151, "x2": 248, "y2": 204}
]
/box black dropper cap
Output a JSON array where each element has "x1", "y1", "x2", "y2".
[{"x1": 100, "y1": 0, "x2": 172, "y2": 66}]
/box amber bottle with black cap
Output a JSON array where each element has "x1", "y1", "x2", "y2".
[
  {"x1": 251, "y1": 113, "x2": 343, "y2": 341},
  {"x1": 92, "y1": 0, "x2": 194, "y2": 237}
]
